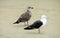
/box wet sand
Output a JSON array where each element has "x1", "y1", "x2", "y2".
[{"x1": 0, "y1": 0, "x2": 60, "y2": 38}]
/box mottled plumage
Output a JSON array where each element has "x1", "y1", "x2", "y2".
[{"x1": 13, "y1": 7, "x2": 33, "y2": 26}]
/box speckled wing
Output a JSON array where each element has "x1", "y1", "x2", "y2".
[{"x1": 19, "y1": 11, "x2": 31, "y2": 22}]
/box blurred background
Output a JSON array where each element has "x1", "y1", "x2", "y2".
[{"x1": 0, "y1": 0, "x2": 60, "y2": 38}]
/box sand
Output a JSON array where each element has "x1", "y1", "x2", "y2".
[{"x1": 0, "y1": 0, "x2": 60, "y2": 38}]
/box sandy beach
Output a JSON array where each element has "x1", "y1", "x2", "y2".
[{"x1": 0, "y1": 0, "x2": 60, "y2": 38}]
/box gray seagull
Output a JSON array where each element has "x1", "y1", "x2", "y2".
[{"x1": 13, "y1": 7, "x2": 33, "y2": 26}]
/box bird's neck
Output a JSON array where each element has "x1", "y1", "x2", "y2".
[
  {"x1": 27, "y1": 9, "x2": 32, "y2": 13},
  {"x1": 40, "y1": 18, "x2": 47, "y2": 25},
  {"x1": 27, "y1": 10, "x2": 30, "y2": 12},
  {"x1": 27, "y1": 9, "x2": 32, "y2": 12},
  {"x1": 26, "y1": 9, "x2": 32, "y2": 15}
]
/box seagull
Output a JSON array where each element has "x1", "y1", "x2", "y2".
[
  {"x1": 24, "y1": 15, "x2": 47, "y2": 34},
  {"x1": 13, "y1": 7, "x2": 33, "y2": 26}
]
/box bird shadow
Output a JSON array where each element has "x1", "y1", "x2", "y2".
[
  {"x1": 24, "y1": 30, "x2": 45, "y2": 35},
  {"x1": 23, "y1": 30, "x2": 50, "y2": 37}
]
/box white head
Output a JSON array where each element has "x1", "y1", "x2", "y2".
[
  {"x1": 41, "y1": 15, "x2": 47, "y2": 19},
  {"x1": 40, "y1": 15, "x2": 47, "y2": 27}
]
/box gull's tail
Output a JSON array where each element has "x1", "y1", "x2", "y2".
[{"x1": 13, "y1": 20, "x2": 20, "y2": 24}]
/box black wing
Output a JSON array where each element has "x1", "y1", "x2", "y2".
[{"x1": 24, "y1": 20, "x2": 43, "y2": 30}]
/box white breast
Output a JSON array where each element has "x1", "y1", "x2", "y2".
[{"x1": 40, "y1": 18, "x2": 47, "y2": 28}]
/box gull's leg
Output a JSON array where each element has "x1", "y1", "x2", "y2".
[
  {"x1": 27, "y1": 21, "x2": 29, "y2": 26},
  {"x1": 24, "y1": 22, "x2": 26, "y2": 26},
  {"x1": 38, "y1": 28, "x2": 40, "y2": 34}
]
